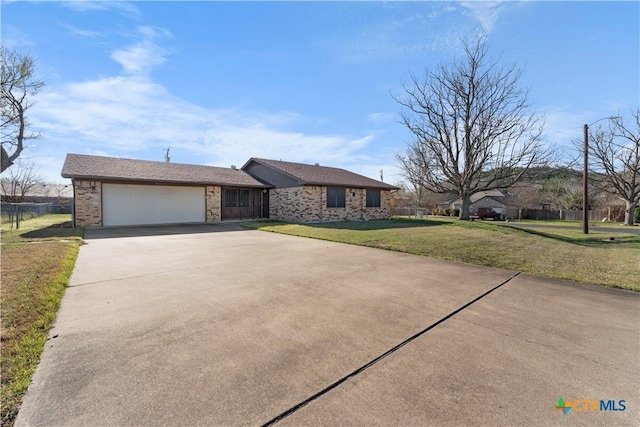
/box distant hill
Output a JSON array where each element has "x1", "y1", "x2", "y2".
[{"x1": 513, "y1": 166, "x2": 582, "y2": 183}]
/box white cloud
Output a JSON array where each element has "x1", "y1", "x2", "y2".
[
  {"x1": 200, "y1": 126, "x2": 374, "y2": 169},
  {"x1": 60, "y1": 1, "x2": 140, "y2": 19},
  {"x1": 31, "y1": 66, "x2": 378, "y2": 182},
  {"x1": 322, "y1": 4, "x2": 464, "y2": 63},
  {"x1": 36, "y1": 75, "x2": 201, "y2": 150},
  {"x1": 60, "y1": 23, "x2": 103, "y2": 39},
  {"x1": 111, "y1": 40, "x2": 169, "y2": 74},
  {"x1": 137, "y1": 26, "x2": 173, "y2": 40},
  {"x1": 2, "y1": 26, "x2": 35, "y2": 48},
  {"x1": 458, "y1": 1, "x2": 505, "y2": 33},
  {"x1": 109, "y1": 26, "x2": 173, "y2": 75},
  {"x1": 368, "y1": 112, "x2": 397, "y2": 123},
  {"x1": 24, "y1": 13, "x2": 381, "y2": 183}
]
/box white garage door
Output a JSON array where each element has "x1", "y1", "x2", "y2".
[{"x1": 102, "y1": 184, "x2": 206, "y2": 226}]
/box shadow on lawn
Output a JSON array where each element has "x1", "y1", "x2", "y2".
[
  {"x1": 512, "y1": 226, "x2": 640, "y2": 248},
  {"x1": 291, "y1": 218, "x2": 450, "y2": 231},
  {"x1": 20, "y1": 221, "x2": 84, "y2": 240}
]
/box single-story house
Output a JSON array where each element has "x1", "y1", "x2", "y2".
[
  {"x1": 1, "y1": 182, "x2": 73, "y2": 202},
  {"x1": 1, "y1": 183, "x2": 74, "y2": 215},
  {"x1": 437, "y1": 190, "x2": 513, "y2": 215},
  {"x1": 61, "y1": 154, "x2": 397, "y2": 227}
]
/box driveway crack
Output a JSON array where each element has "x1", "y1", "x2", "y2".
[
  {"x1": 67, "y1": 264, "x2": 214, "y2": 288},
  {"x1": 260, "y1": 272, "x2": 521, "y2": 426}
]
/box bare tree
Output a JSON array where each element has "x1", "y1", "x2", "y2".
[
  {"x1": 0, "y1": 160, "x2": 43, "y2": 201},
  {"x1": 509, "y1": 183, "x2": 541, "y2": 220},
  {"x1": 537, "y1": 176, "x2": 563, "y2": 211},
  {"x1": 394, "y1": 35, "x2": 549, "y2": 220},
  {"x1": 587, "y1": 110, "x2": 640, "y2": 226},
  {"x1": 1, "y1": 46, "x2": 45, "y2": 173},
  {"x1": 539, "y1": 174, "x2": 581, "y2": 211}
]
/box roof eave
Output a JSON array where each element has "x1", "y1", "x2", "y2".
[
  {"x1": 60, "y1": 174, "x2": 271, "y2": 188},
  {"x1": 303, "y1": 182, "x2": 399, "y2": 190}
]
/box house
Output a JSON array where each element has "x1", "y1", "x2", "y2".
[
  {"x1": 0, "y1": 182, "x2": 73, "y2": 203},
  {"x1": 61, "y1": 154, "x2": 397, "y2": 227},
  {"x1": 1, "y1": 182, "x2": 74, "y2": 216},
  {"x1": 438, "y1": 190, "x2": 513, "y2": 215}
]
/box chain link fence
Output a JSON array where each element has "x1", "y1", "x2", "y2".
[{"x1": 1, "y1": 201, "x2": 73, "y2": 229}]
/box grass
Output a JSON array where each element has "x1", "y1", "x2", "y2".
[
  {"x1": 504, "y1": 218, "x2": 636, "y2": 228},
  {"x1": 244, "y1": 218, "x2": 640, "y2": 291},
  {"x1": 1, "y1": 214, "x2": 83, "y2": 426}
]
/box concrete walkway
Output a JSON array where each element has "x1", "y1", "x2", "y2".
[{"x1": 16, "y1": 224, "x2": 639, "y2": 426}]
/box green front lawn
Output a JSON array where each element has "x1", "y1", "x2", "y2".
[{"x1": 1, "y1": 214, "x2": 83, "y2": 426}]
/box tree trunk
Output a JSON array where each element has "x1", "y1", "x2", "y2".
[
  {"x1": 624, "y1": 200, "x2": 637, "y2": 226},
  {"x1": 459, "y1": 196, "x2": 471, "y2": 220},
  {"x1": 1, "y1": 146, "x2": 14, "y2": 173}
]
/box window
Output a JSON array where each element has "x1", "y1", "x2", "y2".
[
  {"x1": 366, "y1": 189, "x2": 381, "y2": 208},
  {"x1": 225, "y1": 189, "x2": 250, "y2": 207},
  {"x1": 326, "y1": 187, "x2": 346, "y2": 208},
  {"x1": 239, "y1": 190, "x2": 249, "y2": 207},
  {"x1": 225, "y1": 189, "x2": 237, "y2": 207}
]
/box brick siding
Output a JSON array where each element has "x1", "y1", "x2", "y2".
[
  {"x1": 269, "y1": 187, "x2": 305, "y2": 222},
  {"x1": 73, "y1": 180, "x2": 102, "y2": 227},
  {"x1": 270, "y1": 185, "x2": 392, "y2": 222},
  {"x1": 73, "y1": 181, "x2": 390, "y2": 226}
]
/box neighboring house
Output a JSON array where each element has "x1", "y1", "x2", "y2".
[
  {"x1": 0, "y1": 182, "x2": 73, "y2": 203},
  {"x1": 61, "y1": 154, "x2": 397, "y2": 227},
  {"x1": 1, "y1": 183, "x2": 74, "y2": 217},
  {"x1": 438, "y1": 190, "x2": 513, "y2": 215}
]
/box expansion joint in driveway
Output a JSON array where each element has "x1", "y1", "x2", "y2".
[{"x1": 261, "y1": 271, "x2": 521, "y2": 427}]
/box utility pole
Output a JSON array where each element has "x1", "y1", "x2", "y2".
[{"x1": 583, "y1": 124, "x2": 589, "y2": 234}]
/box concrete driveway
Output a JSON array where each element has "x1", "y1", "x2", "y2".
[{"x1": 16, "y1": 224, "x2": 639, "y2": 426}]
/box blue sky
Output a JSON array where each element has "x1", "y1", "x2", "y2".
[{"x1": 2, "y1": 1, "x2": 638, "y2": 185}]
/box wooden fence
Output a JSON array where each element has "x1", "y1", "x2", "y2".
[
  {"x1": 393, "y1": 205, "x2": 627, "y2": 222},
  {"x1": 506, "y1": 208, "x2": 624, "y2": 222}
]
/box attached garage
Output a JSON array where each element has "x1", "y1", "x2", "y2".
[
  {"x1": 62, "y1": 154, "x2": 271, "y2": 227},
  {"x1": 102, "y1": 183, "x2": 206, "y2": 226}
]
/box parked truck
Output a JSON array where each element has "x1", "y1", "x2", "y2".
[{"x1": 469, "y1": 207, "x2": 502, "y2": 220}]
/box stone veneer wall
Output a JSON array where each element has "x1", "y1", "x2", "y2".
[
  {"x1": 270, "y1": 185, "x2": 392, "y2": 222},
  {"x1": 73, "y1": 179, "x2": 102, "y2": 227},
  {"x1": 206, "y1": 186, "x2": 222, "y2": 222}
]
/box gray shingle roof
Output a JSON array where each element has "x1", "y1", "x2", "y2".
[
  {"x1": 243, "y1": 158, "x2": 398, "y2": 190},
  {"x1": 61, "y1": 154, "x2": 269, "y2": 188}
]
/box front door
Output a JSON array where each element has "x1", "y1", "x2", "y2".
[{"x1": 221, "y1": 188, "x2": 267, "y2": 220}]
